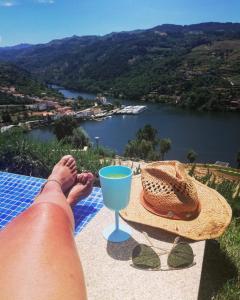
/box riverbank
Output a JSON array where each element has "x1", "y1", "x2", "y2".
[
  {"x1": 51, "y1": 83, "x2": 240, "y2": 112},
  {"x1": 27, "y1": 87, "x2": 240, "y2": 167}
]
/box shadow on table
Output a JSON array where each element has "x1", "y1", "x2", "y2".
[
  {"x1": 125, "y1": 220, "x2": 198, "y2": 245},
  {"x1": 107, "y1": 220, "x2": 198, "y2": 261},
  {"x1": 198, "y1": 240, "x2": 238, "y2": 300},
  {"x1": 107, "y1": 236, "x2": 139, "y2": 261}
]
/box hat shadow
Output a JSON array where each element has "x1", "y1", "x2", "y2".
[{"x1": 124, "y1": 219, "x2": 198, "y2": 244}]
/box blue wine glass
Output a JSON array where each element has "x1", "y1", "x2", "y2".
[{"x1": 99, "y1": 165, "x2": 132, "y2": 243}]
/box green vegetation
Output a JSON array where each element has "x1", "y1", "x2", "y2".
[
  {"x1": 218, "y1": 169, "x2": 240, "y2": 178},
  {"x1": 189, "y1": 168, "x2": 240, "y2": 299},
  {"x1": 187, "y1": 149, "x2": 198, "y2": 163},
  {"x1": 0, "y1": 62, "x2": 62, "y2": 103},
  {"x1": 73, "y1": 97, "x2": 95, "y2": 110},
  {"x1": 63, "y1": 128, "x2": 90, "y2": 149},
  {"x1": 0, "y1": 128, "x2": 112, "y2": 178},
  {"x1": 136, "y1": 124, "x2": 158, "y2": 147},
  {"x1": 1, "y1": 110, "x2": 12, "y2": 123},
  {"x1": 159, "y1": 138, "x2": 171, "y2": 160},
  {"x1": 53, "y1": 116, "x2": 91, "y2": 149},
  {"x1": 124, "y1": 139, "x2": 158, "y2": 161},
  {"x1": 0, "y1": 91, "x2": 33, "y2": 105},
  {"x1": 198, "y1": 163, "x2": 239, "y2": 172},
  {"x1": 1, "y1": 23, "x2": 240, "y2": 111},
  {"x1": 193, "y1": 171, "x2": 240, "y2": 216},
  {"x1": 124, "y1": 124, "x2": 159, "y2": 160},
  {"x1": 191, "y1": 163, "x2": 240, "y2": 178},
  {"x1": 53, "y1": 116, "x2": 78, "y2": 141},
  {"x1": 124, "y1": 124, "x2": 171, "y2": 161},
  {"x1": 93, "y1": 146, "x2": 115, "y2": 158},
  {"x1": 237, "y1": 151, "x2": 240, "y2": 168}
]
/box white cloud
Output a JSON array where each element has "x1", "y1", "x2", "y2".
[
  {"x1": 37, "y1": 0, "x2": 54, "y2": 3},
  {"x1": 0, "y1": 0, "x2": 55, "y2": 6},
  {"x1": 0, "y1": 1, "x2": 15, "y2": 6}
]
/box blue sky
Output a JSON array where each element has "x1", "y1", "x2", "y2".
[{"x1": 0, "y1": 0, "x2": 240, "y2": 46}]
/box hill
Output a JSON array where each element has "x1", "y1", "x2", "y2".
[
  {"x1": 0, "y1": 22, "x2": 240, "y2": 111},
  {"x1": 0, "y1": 62, "x2": 62, "y2": 104}
]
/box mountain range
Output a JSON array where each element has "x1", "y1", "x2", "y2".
[{"x1": 0, "y1": 22, "x2": 240, "y2": 111}]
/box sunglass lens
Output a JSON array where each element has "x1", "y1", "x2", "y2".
[
  {"x1": 132, "y1": 244, "x2": 160, "y2": 269},
  {"x1": 167, "y1": 242, "x2": 194, "y2": 269}
]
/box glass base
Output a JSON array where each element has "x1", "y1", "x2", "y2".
[{"x1": 103, "y1": 223, "x2": 132, "y2": 243}]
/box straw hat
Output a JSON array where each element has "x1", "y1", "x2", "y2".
[{"x1": 120, "y1": 161, "x2": 232, "y2": 240}]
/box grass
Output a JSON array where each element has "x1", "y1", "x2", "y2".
[
  {"x1": 188, "y1": 163, "x2": 240, "y2": 181},
  {"x1": 0, "y1": 128, "x2": 113, "y2": 181},
  {"x1": 196, "y1": 163, "x2": 239, "y2": 172},
  {"x1": 218, "y1": 169, "x2": 240, "y2": 178},
  {"x1": 188, "y1": 169, "x2": 240, "y2": 299},
  {"x1": 199, "y1": 219, "x2": 240, "y2": 300}
]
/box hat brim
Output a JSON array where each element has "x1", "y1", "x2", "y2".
[{"x1": 120, "y1": 175, "x2": 232, "y2": 241}]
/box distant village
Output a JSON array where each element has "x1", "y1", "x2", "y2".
[{"x1": 0, "y1": 85, "x2": 146, "y2": 133}]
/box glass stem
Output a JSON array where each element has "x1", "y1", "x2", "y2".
[{"x1": 115, "y1": 211, "x2": 119, "y2": 231}]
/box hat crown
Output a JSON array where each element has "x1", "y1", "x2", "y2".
[{"x1": 141, "y1": 161, "x2": 200, "y2": 220}]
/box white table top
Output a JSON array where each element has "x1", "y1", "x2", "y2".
[{"x1": 75, "y1": 207, "x2": 205, "y2": 300}]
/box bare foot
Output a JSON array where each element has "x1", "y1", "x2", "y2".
[
  {"x1": 67, "y1": 173, "x2": 94, "y2": 206},
  {"x1": 48, "y1": 155, "x2": 77, "y2": 194}
]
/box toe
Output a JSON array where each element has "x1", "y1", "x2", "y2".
[
  {"x1": 59, "y1": 155, "x2": 74, "y2": 166},
  {"x1": 78, "y1": 173, "x2": 88, "y2": 184},
  {"x1": 82, "y1": 174, "x2": 89, "y2": 184},
  {"x1": 77, "y1": 173, "x2": 83, "y2": 183},
  {"x1": 66, "y1": 157, "x2": 75, "y2": 167},
  {"x1": 87, "y1": 172, "x2": 94, "y2": 182},
  {"x1": 71, "y1": 166, "x2": 77, "y2": 174},
  {"x1": 72, "y1": 170, "x2": 77, "y2": 177},
  {"x1": 69, "y1": 160, "x2": 76, "y2": 169}
]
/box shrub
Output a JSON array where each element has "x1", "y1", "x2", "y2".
[
  {"x1": 63, "y1": 127, "x2": 90, "y2": 149},
  {"x1": 0, "y1": 128, "x2": 112, "y2": 178},
  {"x1": 159, "y1": 138, "x2": 171, "y2": 160},
  {"x1": 187, "y1": 149, "x2": 198, "y2": 163},
  {"x1": 53, "y1": 116, "x2": 78, "y2": 140}
]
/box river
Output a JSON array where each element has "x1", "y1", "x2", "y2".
[{"x1": 28, "y1": 86, "x2": 240, "y2": 167}]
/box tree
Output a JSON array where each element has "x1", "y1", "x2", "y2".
[
  {"x1": 136, "y1": 124, "x2": 158, "y2": 147},
  {"x1": 124, "y1": 139, "x2": 157, "y2": 161},
  {"x1": 160, "y1": 138, "x2": 171, "y2": 160},
  {"x1": 1, "y1": 110, "x2": 12, "y2": 124},
  {"x1": 187, "y1": 149, "x2": 198, "y2": 163},
  {"x1": 124, "y1": 124, "x2": 159, "y2": 160},
  {"x1": 237, "y1": 151, "x2": 240, "y2": 169},
  {"x1": 53, "y1": 116, "x2": 78, "y2": 141},
  {"x1": 63, "y1": 128, "x2": 90, "y2": 149},
  {"x1": 23, "y1": 110, "x2": 29, "y2": 120},
  {"x1": 113, "y1": 100, "x2": 121, "y2": 108}
]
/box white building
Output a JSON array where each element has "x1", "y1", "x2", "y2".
[
  {"x1": 76, "y1": 108, "x2": 93, "y2": 118},
  {"x1": 0, "y1": 125, "x2": 18, "y2": 133}
]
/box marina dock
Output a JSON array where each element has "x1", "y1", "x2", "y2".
[
  {"x1": 116, "y1": 105, "x2": 147, "y2": 115},
  {"x1": 92, "y1": 106, "x2": 147, "y2": 121}
]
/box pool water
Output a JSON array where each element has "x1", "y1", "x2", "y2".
[{"x1": 0, "y1": 171, "x2": 103, "y2": 235}]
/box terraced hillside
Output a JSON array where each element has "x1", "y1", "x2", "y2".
[{"x1": 0, "y1": 22, "x2": 240, "y2": 111}]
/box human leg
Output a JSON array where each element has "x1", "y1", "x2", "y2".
[{"x1": 0, "y1": 156, "x2": 93, "y2": 300}]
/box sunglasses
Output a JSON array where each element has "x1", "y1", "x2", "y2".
[{"x1": 131, "y1": 232, "x2": 196, "y2": 271}]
